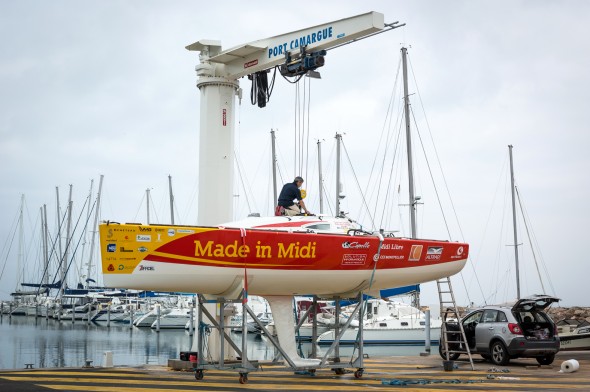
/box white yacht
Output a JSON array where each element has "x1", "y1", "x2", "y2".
[
  {"x1": 151, "y1": 307, "x2": 193, "y2": 329},
  {"x1": 316, "y1": 298, "x2": 441, "y2": 346}
]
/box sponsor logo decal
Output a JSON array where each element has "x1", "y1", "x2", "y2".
[
  {"x1": 342, "y1": 254, "x2": 367, "y2": 265},
  {"x1": 408, "y1": 245, "x2": 423, "y2": 261},
  {"x1": 120, "y1": 247, "x2": 133, "y2": 253},
  {"x1": 107, "y1": 244, "x2": 116, "y2": 252},
  {"x1": 381, "y1": 243, "x2": 404, "y2": 250},
  {"x1": 138, "y1": 246, "x2": 148, "y2": 253},
  {"x1": 136, "y1": 235, "x2": 151, "y2": 242},
  {"x1": 113, "y1": 228, "x2": 135, "y2": 233},
  {"x1": 177, "y1": 229, "x2": 194, "y2": 234},
  {"x1": 107, "y1": 264, "x2": 115, "y2": 271},
  {"x1": 139, "y1": 265, "x2": 155, "y2": 271},
  {"x1": 380, "y1": 255, "x2": 405, "y2": 260},
  {"x1": 138, "y1": 226, "x2": 152, "y2": 232},
  {"x1": 167, "y1": 229, "x2": 175, "y2": 237},
  {"x1": 426, "y1": 246, "x2": 443, "y2": 260},
  {"x1": 450, "y1": 245, "x2": 466, "y2": 259},
  {"x1": 427, "y1": 246, "x2": 443, "y2": 254},
  {"x1": 341, "y1": 241, "x2": 370, "y2": 249}
]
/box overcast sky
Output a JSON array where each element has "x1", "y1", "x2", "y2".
[{"x1": 1, "y1": 1, "x2": 589, "y2": 308}]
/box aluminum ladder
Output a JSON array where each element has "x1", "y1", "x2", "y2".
[{"x1": 437, "y1": 276, "x2": 475, "y2": 370}]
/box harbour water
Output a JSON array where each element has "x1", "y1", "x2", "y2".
[{"x1": 0, "y1": 315, "x2": 426, "y2": 370}]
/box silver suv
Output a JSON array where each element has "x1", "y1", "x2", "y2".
[{"x1": 440, "y1": 295, "x2": 560, "y2": 365}]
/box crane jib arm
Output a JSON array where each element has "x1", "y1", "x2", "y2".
[{"x1": 186, "y1": 11, "x2": 385, "y2": 79}]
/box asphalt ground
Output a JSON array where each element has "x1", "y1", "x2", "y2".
[{"x1": 1, "y1": 351, "x2": 589, "y2": 391}]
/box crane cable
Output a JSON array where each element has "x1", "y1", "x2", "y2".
[{"x1": 250, "y1": 68, "x2": 277, "y2": 108}]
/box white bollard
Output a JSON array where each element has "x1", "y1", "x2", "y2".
[
  {"x1": 103, "y1": 351, "x2": 114, "y2": 367},
  {"x1": 424, "y1": 309, "x2": 431, "y2": 354}
]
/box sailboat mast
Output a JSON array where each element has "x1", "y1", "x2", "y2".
[
  {"x1": 146, "y1": 188, "x2": 151, "y2": 224},
  {"x1": 402, "y1": 47, "x2": 421, "y2": 308},
  {"x1": 271, "y1": 129, "x2": 278, "y2": 209},
  {"x1": 402, "y1": 47, "x2": 417, "y2": 239},
  {"x1": 55, "y1": 187, "x2": 63, "y2": 273},
  {"x1": 86, "y1": 174, "x2": 103, "y2": 288},
  {"x1": 61, "y1": 185, "x2": 73, "y2": 299},
  {"x1": 41, "y1": 204, "x2": 49, "y2": 288},
  {"x1": 17, "y1": 194, "x2": 24, "y2": 292},
  {"x1": 168, "y1": 175, "x2": 175, "y2": 224},
  {"x1": 335, "y1": 133, "x2": 342, "y2": 217},
  {"x1": 317, "y1": 140, "x2": 324, "y2": 214},
  {"x1": 508, "y1": 145, "x2": 521, "y2": 299},
  {"x1": 80, "y1": 179, "x2": 94, "y2": 285}
]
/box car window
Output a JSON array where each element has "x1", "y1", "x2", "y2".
[
  {"x1": 497, "y1": 311, "x2": 508, "y2": 322},
  {"x1": 463, "y1": 311, "x2": 483, "y2": 324},
  {"x1": 518, "y1": 311, "x2": 542, "y2": 323},
  {"x1": 532, "y1": 311, "x2": 549, "y2": 322},
  {"x1": 482, "y1": 309, "x2": 498, "y2": 323}
]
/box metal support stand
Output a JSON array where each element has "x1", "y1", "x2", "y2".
[
  {"x1": 318, "y1": 292, "x2": 365, "y2": 378},
  {"x1": 195, "y1": 291, "x2": 257, "y2": 384},
  {"x1": 192, "y1": 291, "x2": 367, "y2": 383}
]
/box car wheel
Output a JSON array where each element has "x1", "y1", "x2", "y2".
[
  {"x1": 438, "y1": 342, "x2": 460, "y2": 360},
  {"x1": 536, "y1": 354, "x2": 555, "y2": 365},
  {"x1": 490, "y1": 341, "x2": 510, "y2": 366}
]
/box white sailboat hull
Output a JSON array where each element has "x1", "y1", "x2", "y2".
[
  {"x1": 100, "y1": 222, "x2": 468, "y2": 297},
  {"x1": 103, "y1": 261, "x2": 465, "y2": 297}
]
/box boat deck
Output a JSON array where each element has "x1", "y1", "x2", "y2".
[{"x1": 1, "y1": 351, "x2": 588, "y2": 391}]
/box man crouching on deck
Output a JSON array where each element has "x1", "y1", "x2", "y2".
[{"x1": 277, "y1": 176, "x2": 312, "y2": 216}]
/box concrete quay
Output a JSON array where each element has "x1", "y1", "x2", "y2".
[{"x1": 1, "y1": 350, "x2": 589, "y2": 391}]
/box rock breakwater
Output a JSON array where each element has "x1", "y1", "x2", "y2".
[{"x1": 547, "y1": 306, "x2": 590, "y2": 322}]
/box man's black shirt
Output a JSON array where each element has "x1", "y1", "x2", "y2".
[{"x1": 277, "y1": 182, "x2": 302, "y2": 207}]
